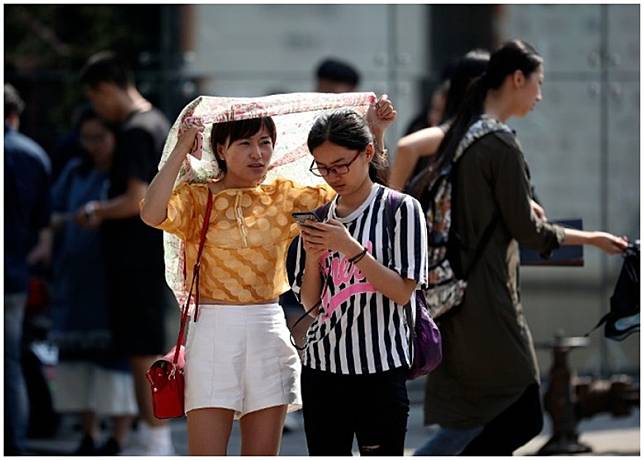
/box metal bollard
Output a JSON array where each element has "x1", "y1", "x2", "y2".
[
  {"x1": 536, "y1": 334, "x2": 592, "y2": 455},
  {"x1": 536, "y1": 333, "x2": 640, "y2": 455}
]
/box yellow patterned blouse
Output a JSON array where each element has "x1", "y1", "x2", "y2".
[{"x1": 155, "y1": 178, "x2": 334, "y2": 304}]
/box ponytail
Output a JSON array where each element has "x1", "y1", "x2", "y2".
[
  {"x1": 432, "y1": 39, "x2": 543, "y2": 169},
  {"x1": 433, "y1": 76, "x2": 488, "y2": 171}
]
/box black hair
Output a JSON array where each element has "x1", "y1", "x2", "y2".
[
  {"x1": 4, "y1": 83, "x2": 24, "y2": 117},
  {"x1": 76, "y1": 106, "x2": 104, "y2": 130},
  {"x1": 307, "y1": 109, "x2": 388, "y2": 184},
  {"x1": 79, "y1": 51, "x2": 133, "y2": 89},
  {"x1": 435, "y1": 40, "x2": 543, "y2": 169},
  {"x1": 210, "y1": 117, "x2": 277, "y2": 173},
  {"x1": 75, "y1": 106, "x2": 116, "y2": 173},
  {"x1": 441, "y1": 49, "x2": 490, "y2": 123},
  {"x1": 316, "y1": 58, "x2": 361, "y2": 87}
]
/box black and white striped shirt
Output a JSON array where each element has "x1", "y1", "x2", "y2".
[{"x1": 292, "y1": 184, "x2": 428, "y2": 375}]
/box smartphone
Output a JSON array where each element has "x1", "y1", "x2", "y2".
[{"x1": 291, "y1": 211, "x2": 320, "y2": 226}]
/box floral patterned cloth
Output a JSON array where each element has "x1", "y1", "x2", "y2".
[{"x1": 161, "y1": 92, "x2": 376, "y2": 308}]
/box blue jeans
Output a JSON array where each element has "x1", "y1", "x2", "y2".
[
  {"x1": 416, "y1": 384, "x2": 543, "y2": 456},
  {"x1": 4, "y1": 293, "x2": 29, "y2": 455},
  {"x1": 414, "y1": 425, "x2": 484, "y2": 456}
]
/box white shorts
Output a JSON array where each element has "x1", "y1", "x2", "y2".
[
  {"x1": 51, "y1": 362, "x2": 137, "y2": 416},
  {"x1": 184, "y1": 303, "x2": 302, "y2": 419}
]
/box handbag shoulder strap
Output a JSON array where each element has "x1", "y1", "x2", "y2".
[{"x1": 172, "y1": 188, "x2": 213, "y2": 365}]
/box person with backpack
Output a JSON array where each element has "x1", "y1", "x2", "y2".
[
  {"x1": 389, "y1": 49, "x2": 490, "y2": 192},
  {"x1": 415, "y1": 39, "x2": 629, "y2": 456},
  {"x1": 292, "y1": 108, "x2": 429, "y2": 456}
]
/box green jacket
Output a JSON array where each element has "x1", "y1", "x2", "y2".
[{"x1": 424, "y1": 128, "x2": 565, "y2": 429}]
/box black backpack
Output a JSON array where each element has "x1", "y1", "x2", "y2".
[{"x1": 587, "y1": 241, "x2": 639, "y2": 341}]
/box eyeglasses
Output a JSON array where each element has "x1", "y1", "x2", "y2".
[
  {"x1": 309, "y1": 150, "x2": 362, "y2": 177},
  {"x1": 80, "y1": 133, "x2": 109, "y2": 146}
]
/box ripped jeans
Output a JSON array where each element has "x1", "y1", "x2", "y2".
[{"x1": 302, "y1": 366, "x2": 409, "y2": 456}]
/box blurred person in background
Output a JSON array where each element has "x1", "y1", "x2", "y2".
[
  {"x1": 426, "y1": 80, "x2": 450, "y2": 129},
  {"x1": 315, "y1": 57, "x2": 361, "y2": 93},
  {"x1": 4, "y1": 83, "x2": 52, "y2": 455},
  {"x1": 389, "y1": 49, "x2": 490, "y2": 192},
  {"x1": 417, "y1": 39, "x2": 628, "y2": 456},
  {"x1": 397, "y1": 79, "x2": 449, "y2": 183},
  {"x1": 48, "y1": 108, "x2": 137, "y2": 456},
  {"x1": 48, "y1": 106, "x2": 88, "y2": 183},
  {"x1": 403, "y1": 79, "x2": 449, "y2": 137},
  {"x1": 78, "y1": 51, "x2": 176, "y2": 455}
]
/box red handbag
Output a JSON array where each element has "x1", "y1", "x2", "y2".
[{"x1": 146, "y1": 189, "x2": 213, "y2": 419}]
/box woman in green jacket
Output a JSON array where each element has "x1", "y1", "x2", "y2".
[{"x1": 417, "y1": 39, "x2": 628, "y2": 456}]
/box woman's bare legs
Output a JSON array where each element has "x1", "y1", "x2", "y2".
[
  {"x1": 240, "y1": 405, "x2": 288, "y2": 456},
  {"x1": 187, "y1": 407, "x2": 235, "y2": 455}
]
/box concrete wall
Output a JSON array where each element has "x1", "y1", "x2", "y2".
[{"x1": 185, "y1": 4, "x2": 429, "y2": 144}]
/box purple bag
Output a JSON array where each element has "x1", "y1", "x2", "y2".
[
  {"x1": 406, "y1": 292, "x2": 443, "y2": 379},
  {"x1": 384, "y1": 189, "x2": 443, "y2": 379}
]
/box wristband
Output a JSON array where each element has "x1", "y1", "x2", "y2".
[{"x1": 348, "y1": 246, "x2": 368, "y2": 264}]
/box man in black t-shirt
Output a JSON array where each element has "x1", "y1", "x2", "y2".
[{"x1": 78, "y1": 51, "x2": 175, "y2": 455}]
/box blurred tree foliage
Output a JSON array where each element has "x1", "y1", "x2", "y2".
[{"x1": 5, "y1": 4, "x2": 164, "y2": 173}]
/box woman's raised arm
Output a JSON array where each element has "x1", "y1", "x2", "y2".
[{"x1": 140, "y1": 127, "x2": 199, "y2": 227}]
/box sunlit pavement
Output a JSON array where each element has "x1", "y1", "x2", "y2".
[{"x1": 25, "y1": 379, "x2": 639, "y2": 456}]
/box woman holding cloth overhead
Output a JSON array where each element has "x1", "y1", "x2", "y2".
[{"x1": 140, "y1": 93, "x2": 395, "y2": 455}]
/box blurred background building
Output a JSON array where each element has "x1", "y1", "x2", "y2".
[{"x1": 5, "y1": 3, "x2": 639, "y2": 378}]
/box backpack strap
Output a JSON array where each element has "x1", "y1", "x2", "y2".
[
  {"x1": 448, "y1": 118, "x2": 506, "y2": 280},
  {"x1": 382, "y1": 189, "x2": 417, "y2": 361}
]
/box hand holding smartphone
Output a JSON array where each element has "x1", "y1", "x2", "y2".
[{"x1": 291, "y1": 211, "x2": 320, "y2": 227}]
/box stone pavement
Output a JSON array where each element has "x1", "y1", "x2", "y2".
[{"x1": 25, "y1": 380, "x2": 639, "y2": 456}]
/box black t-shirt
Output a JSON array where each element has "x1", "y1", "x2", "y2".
[{"x1": 102, "y1": 108, "x2": 170, "y2": 270}]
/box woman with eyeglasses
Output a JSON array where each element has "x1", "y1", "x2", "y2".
[
  {"x1": 140, "y1": 95, "x2": 394, "y2": 455},
  {"x1": 49, "y1": 107, "x2": 137, "y2": 455},
  {"x1": 291, "y1": 108, "x2": 428, "y2": 456}
]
